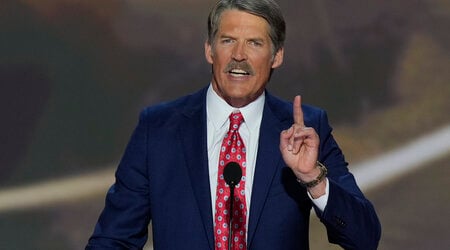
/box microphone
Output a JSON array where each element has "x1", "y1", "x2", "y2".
[
  {"x1": 223, "y1": 161, "x2": 242, "y2": 187},
  {"x1": 223, "y1": 162, "x2": 242, "y2": 250}
]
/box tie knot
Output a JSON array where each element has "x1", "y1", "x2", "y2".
[{"x1": 229, "y1": 111, "x2": 244, "y2": 131}]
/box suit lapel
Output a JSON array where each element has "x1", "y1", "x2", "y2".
[
  {"x1": 178, "y1": 89, "x2": 215, "y2": 249},
  {"x1": 247, "y1": 94, "x2": 292, "y2": 247}
]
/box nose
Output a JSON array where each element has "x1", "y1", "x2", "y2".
[{"x1": 231, "y1": 42, "x2": 247, "y2": 61}]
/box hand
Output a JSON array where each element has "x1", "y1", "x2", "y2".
[{"x1": 279, "y1": 96, "x2": 320, "y2": 182}]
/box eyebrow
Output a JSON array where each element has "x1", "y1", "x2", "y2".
[
  {"x1": 218, "y1": 33, "x2": 235, "y2": 39},
  {"x1": 248, "y1": 38, "x2": 265, "y2": 43}
]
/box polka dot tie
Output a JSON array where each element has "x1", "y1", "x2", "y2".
[{"x1": 214, "y1": 111, "x2": 247, "y2": 250}]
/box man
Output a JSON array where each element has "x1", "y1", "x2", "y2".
[{"x1": 86, "y1": 0, "x2": 381, "y2": 249}]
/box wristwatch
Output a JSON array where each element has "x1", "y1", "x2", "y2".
[{"x1": 297, "y1": 161, "x2": 328, "y2": 188}]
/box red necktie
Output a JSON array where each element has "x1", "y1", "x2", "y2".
[{"x1": 214, "y1": 111, "x2": 247, "y2": 250}]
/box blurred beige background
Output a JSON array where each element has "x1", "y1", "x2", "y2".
[{"x1": 1, "y1": 0, "x2": 449, "y2": 249}]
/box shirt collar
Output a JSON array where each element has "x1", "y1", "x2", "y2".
[{"x1": 206, "y1": 84, "x2": 265, "y2": 131}]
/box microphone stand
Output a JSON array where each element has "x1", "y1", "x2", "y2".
[{"x1": 228, "y1": 184, "x2": 235, "y2": 250}]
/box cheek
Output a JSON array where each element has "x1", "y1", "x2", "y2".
[{"x1": 254, "y1": 62, "x2": 272, "y2": 76}]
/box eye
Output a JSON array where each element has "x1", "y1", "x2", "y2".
[
  {"x1": 248, "y1": 40, "x2": 263, "y2": 47},
  {"x1": 221, "y1": 38, "x2": 234, "y2": 44}
]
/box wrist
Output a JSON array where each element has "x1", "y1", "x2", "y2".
[{"x1": 296, "y1": 161, "x2": 328, "y2": 188}]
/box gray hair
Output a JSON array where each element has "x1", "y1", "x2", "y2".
[{"x1": 207, "y1": 0, "x2": 286, "y2": 54}]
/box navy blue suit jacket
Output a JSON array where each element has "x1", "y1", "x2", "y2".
[{"x1": 86, "y1": 87, "x2": 381, "y2": 249}]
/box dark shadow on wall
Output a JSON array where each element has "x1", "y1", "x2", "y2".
[
  {"x1": 0, "y1": 65, "x2": 51, "y2": 181},
  {"x1": 273, "y1": 13, "x2": 408, "y2": 124}
]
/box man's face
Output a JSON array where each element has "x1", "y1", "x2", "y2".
[{"x1": 205, "y1": 10, "x2": 284, "y2": 108}]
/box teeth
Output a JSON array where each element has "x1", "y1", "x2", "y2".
[{"x1": 230, "y1": 69, "x2": 248, "y2": 75}]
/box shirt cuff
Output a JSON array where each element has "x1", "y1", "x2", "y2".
[{"x1": 307, "y1": 178, "x2": 329, "y2": 212}]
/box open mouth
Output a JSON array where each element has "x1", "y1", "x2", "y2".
[{"x1": 229, "y1": 69, "x2": 251, "y2": 76}]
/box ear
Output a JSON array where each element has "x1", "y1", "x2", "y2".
[
  {"x1": 205, "y1": 41, "x2": 214, "y2": 64},
  {"x1": 271, "y1": 47, "x2": 284, "y2": 69}
]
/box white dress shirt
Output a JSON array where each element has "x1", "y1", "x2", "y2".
[{"x1": 206, "y1": 85, "x2": 264, "y2": 222}]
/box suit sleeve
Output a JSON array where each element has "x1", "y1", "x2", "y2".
[
  {"x1": 86, "y1": 110, "x2": 151, "y2": 249},
  {"x1": 315, "y1": 110, "x2": 381, "y2": 250}
]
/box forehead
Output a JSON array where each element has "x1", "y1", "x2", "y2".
[{"x1": 217, "y1": 9, "x2": 270, "y2": 38}]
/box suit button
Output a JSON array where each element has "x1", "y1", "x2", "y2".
[{"x1": 334, "y1": 216, "x2": 346, "y2": 227}]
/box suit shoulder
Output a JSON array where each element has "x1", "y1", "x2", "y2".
[
  {"x1": 141, "y1": 88, "x2": 206, "y2": 117},
  {"x1": 139, "y1": 87, "x2": 206, "y2": 125},
  {"x1": 266, "y1": 93, "x2": 326, "y2": 120}
]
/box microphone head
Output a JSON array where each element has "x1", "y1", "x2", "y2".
[{"x1": 223, "y1": 162, "x2": 242, "y2": 187}]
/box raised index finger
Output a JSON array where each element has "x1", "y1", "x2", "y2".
[{"x1": 293, "y1": 95, "x2": 304, "y2": 126}]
